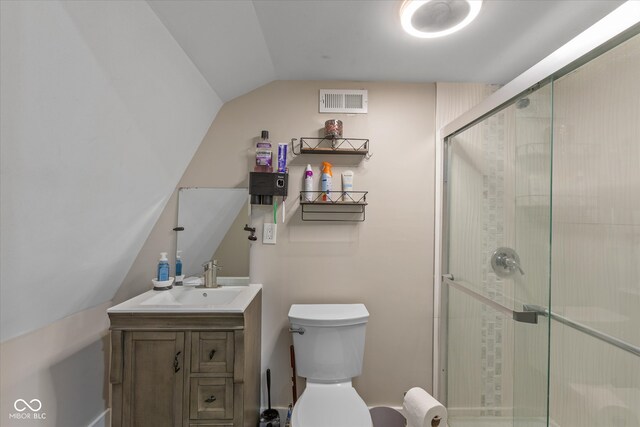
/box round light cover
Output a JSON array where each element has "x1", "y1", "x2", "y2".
[{"x1": 400, "y1": 0, "x2": 483, "y2": 38}]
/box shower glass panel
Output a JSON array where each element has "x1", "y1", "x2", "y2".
[
  {"x1": 444, "y1": 29, "x2": 640, "y2": 427},
  {"x1": 445, "y1": 84, "x2": 552, "y2": 427},
  {"x1": 548, "y1": 32, "x2": 640, "y2": 427}
]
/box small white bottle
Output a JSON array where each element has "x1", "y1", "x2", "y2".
[
  {"x1": 304, "y1": 164, "x2": 314, "y2": 202},
  {"x1": 342, "y1": 170, "x2": 354, "y2": 201}
]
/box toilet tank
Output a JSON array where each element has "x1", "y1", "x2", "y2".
[{"x1": 288, "y1": 304, "x2": 369, "y2": 382}]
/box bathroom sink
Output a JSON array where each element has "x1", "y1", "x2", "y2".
[
  {"x1": 174, "y1": 288, "x2": 242, "y2": 305},
  {"x1": 141, "y1": 288, "x2": 242, "y2": 306},
  {"x1": 108, "y1": 284, "x2": 261, "y2": 314}
]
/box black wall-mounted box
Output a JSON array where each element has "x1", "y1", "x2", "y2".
[{"x1": 249, "y1": 172, "x2": 288, "y2": 205}]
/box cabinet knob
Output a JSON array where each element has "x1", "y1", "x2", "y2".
[
  {"x1": 205, "y1": 395, "x2": 216, "y2": 403},
  {"x1": 209, "y1": 349, "x2": 216, "y2": 360},
  {"x1": 174, "y1": 351, "x2": 181, "y2": 373}
]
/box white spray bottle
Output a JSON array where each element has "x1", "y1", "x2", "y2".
[{"x1": 304, "y1": 164, "x2": 314, "y2": 202}]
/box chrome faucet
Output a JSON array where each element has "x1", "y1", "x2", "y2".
[{"x1": 202, "y1": 259, "x2": 221, "y2": 288}]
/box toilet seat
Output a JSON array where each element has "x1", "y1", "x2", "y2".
[{"x1": 291, "y1": 382, "x2": 372, "y2": 427}]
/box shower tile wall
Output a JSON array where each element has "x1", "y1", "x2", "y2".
[
  {"x1": 549, "y1": 33, "x2": 640, "y2": 427},
  {"x1": 479, "y1": 113, "x2": 507, "y2": 415},
  {"x1": 447, "y1": 107, "x2": 517, "y2": 419},
  {"x1": 447, "y1": 85, "x2": 552, "y2": 425}
]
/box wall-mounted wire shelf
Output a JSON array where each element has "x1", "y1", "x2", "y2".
[
  {"x1": 299, "y1": 191, "x2": 368, "y2": 222},
  {"x1": 291, "y1": 137, "x2": 370, "y2": 158}
]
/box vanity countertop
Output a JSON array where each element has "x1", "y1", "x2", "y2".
[{"x1": 107, "y1": 283, "x2": 262, "y2": 314}]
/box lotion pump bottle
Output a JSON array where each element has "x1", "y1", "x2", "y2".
[
  {"x1": 342, "y1": 170, "x2": 354, "y2": 201},
  {"x1": 304, "y1": 164, "x2": 314, "y2": 201},
  {"x1": 157, "y1": 252, "x2": 170, "y2": 281},
  {"x1": 321, "y1": 161, "x2": 333, "y2": 202}
]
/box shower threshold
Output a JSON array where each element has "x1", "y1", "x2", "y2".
[{"x1": 448, "y1": 416, "x2": 558, "y2": 427}]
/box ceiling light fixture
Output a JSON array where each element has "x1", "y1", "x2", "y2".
[{"x1": 400, "y1": 0, "x2": 483, "y2": 39}]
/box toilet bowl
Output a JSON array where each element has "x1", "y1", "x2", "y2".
[
  {"x1": 288, "y1": 304, "x2": 372, "y2": 427},
  {"x1": 291, "y1": 381, "x2": 372, "y2": 427}
]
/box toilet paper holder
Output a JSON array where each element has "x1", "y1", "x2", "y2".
[{"x1": 403, "y1": 388, "x2": 446, "y2": 427}]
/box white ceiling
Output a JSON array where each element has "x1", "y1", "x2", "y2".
[{"x1": 148, "y1": 0, "x2": 624, "y2": 102}]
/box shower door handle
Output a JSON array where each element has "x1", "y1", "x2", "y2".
[{"x1": 442, "y1": 276, "x2": 538, "y2": 324}]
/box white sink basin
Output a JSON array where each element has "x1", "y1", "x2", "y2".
[
  {"x1": 141, "y1": 288, "x2": 242, "y2": 306},
  {"x1": 108, "y1": 284, "x2": 261, "y2": 313},
  {"x1": 175, "y1": 288, "x2": 242, "y2": 305}
]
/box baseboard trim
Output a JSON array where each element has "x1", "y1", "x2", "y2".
[
  {"x1": 87, "y1": 409, "x2": 110, "y2": 427},
  {"x1": 264, "y1": 405, "x2": 405, "y2": 422},
  {"x1": 448, "y1": 406, "x2": 513, "y2": 417}
]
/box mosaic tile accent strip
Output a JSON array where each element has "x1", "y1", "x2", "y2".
[{"x1": 479, "y1": 113, "x2": 506, "y2": 416}]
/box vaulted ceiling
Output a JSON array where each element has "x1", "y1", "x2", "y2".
[{"x1": 148, "y1": 0, "x2": 624, "y2": 102}]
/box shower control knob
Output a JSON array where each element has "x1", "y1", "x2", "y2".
[{"x1": 491, "y1": 247, "x2": 525, "y2": 278}]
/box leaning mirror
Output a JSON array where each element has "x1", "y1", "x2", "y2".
[{"x1": 176, "y1": 187, "x2": 249, "y2": 279}]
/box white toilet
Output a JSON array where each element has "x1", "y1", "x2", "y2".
[{"x1": 288, "y1": 304, "x2": 372, "y2": 427}]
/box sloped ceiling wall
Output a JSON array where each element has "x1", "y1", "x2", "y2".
[
  {"x1": 148, "y1": 0, "x2": 276, "y2": 101},
  {"x1": 0, "y1": 0, "x2": 222, "y2": 341}
]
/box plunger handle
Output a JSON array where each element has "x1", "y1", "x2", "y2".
[{"x1": 267, "y1": 368, "x2": 272, "y2": 410}]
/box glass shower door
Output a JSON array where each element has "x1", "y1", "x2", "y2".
[
  {"x1": 547, "y1": 32, "x2": 640, "y2": 427},
  {"x1": 444, "y1": 83, "x2": 552, "y2": 427}
]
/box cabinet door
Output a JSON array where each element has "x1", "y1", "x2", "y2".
[{"x1": 122, "y1": 331, "x2": 184, "y2": 427}]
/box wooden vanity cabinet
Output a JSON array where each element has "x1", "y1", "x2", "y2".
[{"x1": 109, "y1": 291, "x2": 261, "y2": 427}]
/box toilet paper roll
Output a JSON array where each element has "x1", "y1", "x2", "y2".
[{"x1": 402, "y1": 387, "x2": 447, "y2": 427}]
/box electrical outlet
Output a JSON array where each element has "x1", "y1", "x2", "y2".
[{"x1": 263, "y1": 223, "x2": 277, "y2": 245}]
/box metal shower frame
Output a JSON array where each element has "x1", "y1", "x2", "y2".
[{"x1": 433, "y1": 3, "x2": 640, "y2": 403}]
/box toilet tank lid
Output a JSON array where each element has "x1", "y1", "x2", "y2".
[{"x1": 288, "y1": 304, "x2": 369, "y2": 327}]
